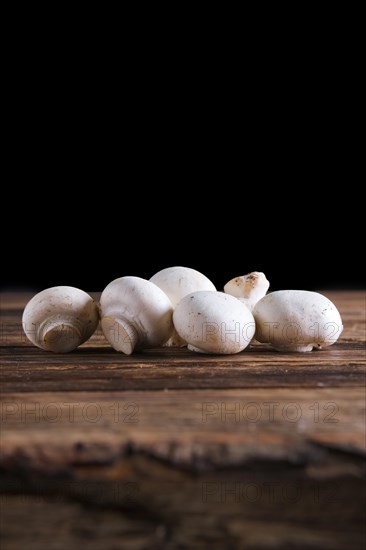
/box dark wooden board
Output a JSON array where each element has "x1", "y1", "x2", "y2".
[{"x1": 0, "y1": 291, "x2": 365, "y2": 549}]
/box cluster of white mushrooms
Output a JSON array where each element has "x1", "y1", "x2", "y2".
[{"x1": 22, "y1": 267, "x2": 343, "y2": 355}]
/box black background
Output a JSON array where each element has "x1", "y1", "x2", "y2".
[
  {"x1": 1, "y1": 39, "x2": 364, "y2": 293},
  {"x1": 1, "y1": 169, "x2": 364, "y2": 293}
]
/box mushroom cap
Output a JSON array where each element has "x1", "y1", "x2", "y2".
[
  {"x1": 150, "y1": 266, "x2": 216, "y2": 308},
  {"x1": 22, "y1": 286, "x2": 99, "y2": 352},
  {"x1": 100, "y1": 276, "x2": 173, "y2": 353},
  {"x1": 224, "y1": 272, "x2": 270, "y2": 311},
  {"x1": 253, "y1": 290, "x2": 343, "y2": 352},
  {"x1": 173, "y1": 291, "x2": 255, "y2": 354},
  {"x1": 150, "y1": 266, "x2": 216, "y2": 347}
]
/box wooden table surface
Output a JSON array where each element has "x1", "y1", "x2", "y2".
[{"x1": 0, "y1": 291, "x2": 365, "y2": 550}]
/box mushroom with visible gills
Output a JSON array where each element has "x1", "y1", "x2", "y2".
[
  {"x1": 150, "y1": 266, "x2": 216, "y2": 346},
  {"x1": 173, "y1": 291, "x2": 255, "y2": 354},
  {"x1": 22, "y1": 286, "x2": 99, "y2": 352},
  {"x1": 100, "y1": 276, "x2": 174, "y2": 354},
  {"x1": 253, "y1": 290, "x2": 343, "y2": 352}
]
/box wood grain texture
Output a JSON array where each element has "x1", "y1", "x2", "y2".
[
  {"x1": 0, "y1": 291, "x2": 365, "y2": 550},
  {"x1": 1, "y1": 292, "x2": 365, "y2": 392}
]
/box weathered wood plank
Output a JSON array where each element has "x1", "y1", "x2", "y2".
[
  {"x1": 1, "y1": 388, "x2": 365, "y2": 471},
  {"x1": 0, "y1": 291, "x2": 365, "y2": 550},
  {"x1": 0, "y1": 345, "x2": 365, "y2": 392},
  {"x1": 1, "y1": 456, "x2": 365, "y2": 550},
  {"x1": 1, "y1": 292, "x2": 365, "y2": 392}
]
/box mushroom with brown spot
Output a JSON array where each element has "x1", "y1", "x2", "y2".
[
  {"x1": 224, "y1": 271, "x2": 270, "y2": 311},
  {"x1": 253, "y1": 290, "x2": 343, "y2": 352}
]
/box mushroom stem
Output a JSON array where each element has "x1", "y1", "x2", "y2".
[
  {"x1": 101, "y1": 316, "x2": 139, "y2": 355},
  {"x1": 163, "y1": 331, "x2": 186, "y2": 347},
  {"x1": 39, "y1": 315, "x2": 83, "y2": 353},
  {"x1": 272, "y1": 344, "x2": 314, "y2": 353},
  {"x1": 99, "y1": 276, "x2": 174, "y2": 354},
  {"x1": 187, "y1": 344, "x2": 237, "y2": 355},
  {"x1": 22, "y1": 286, "x2": 99, "y2": 353}
]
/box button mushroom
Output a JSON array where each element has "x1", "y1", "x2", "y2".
[
  {"x1": 253, "y1": 290, "x2": 343, "y2": 352},
  {"x1": 173, "y1": 291, "x2": 255, "y2": 354},
  {"x1": 100, "y1": 276, "x2": 174, "y2": 354},
  {"x1": 22, "y1": 286, "x2": 99, "y2": 352},
  {"x1": 150, "y1": 266, "x2": 216, "y2": 346},
  {"x1": 224, "y1": 271, "x2": 270, "y2": 311}
]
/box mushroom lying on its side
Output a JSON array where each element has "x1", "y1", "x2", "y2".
[
  {"x1": 150, "y1": 266, "x2": 216, "y2": 346},
  {"x1": 100, "y1": 276, "x2": 173, "y2": 354},
  {"x1": 173, "y1": 291, "x2": 255, "y2": 354},
  {"x1": 22, "y1": 286, "x2": 99, "y2": 352},
  {"x1": 224, "y1": 271, "x2": 270, "y2": 311},
  {"x1": 253, "y1": 290, "x2": 343, "y2": 352}
]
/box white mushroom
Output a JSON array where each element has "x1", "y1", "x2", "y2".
[
  {"x1": 224, "y1": 271, "x2": 270, "y2": 311},
  {"x1": 100, "y1": 276, "x2": 173, "y2": 354},
  {"x1": 150, "y1": 266, "x2": 216, "y2": 346},
  {"x1": 22, "y1": 286, "x2": 99, "y2": 353},
  {"x1": 173, "y1": 291, "x2": 255, "y2": 354},
  {"x1": 253, "y1": 290, "x2": 343, "y2": 352}
]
